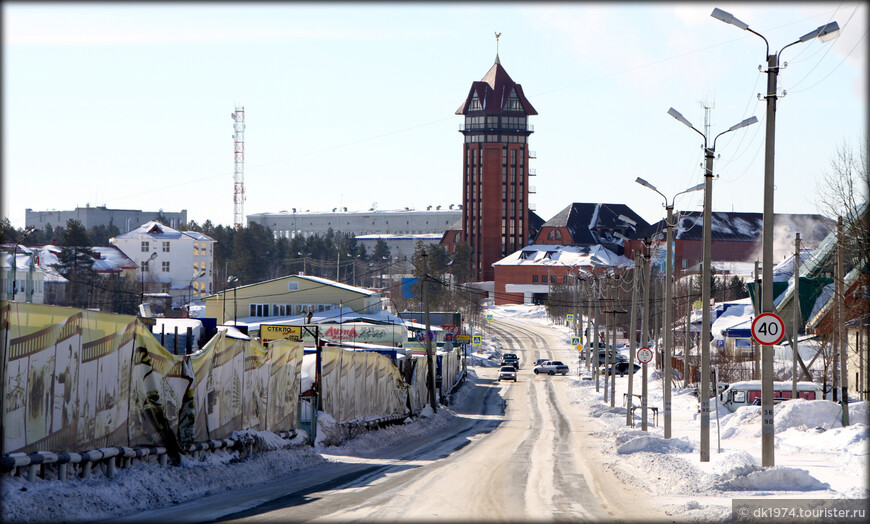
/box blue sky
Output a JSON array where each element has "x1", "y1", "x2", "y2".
[{"x1": 3, "y1": 2, "x2": 866, "y2": 232}]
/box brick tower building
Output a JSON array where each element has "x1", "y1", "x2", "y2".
[{"x1": 456, "y1": 55, "x2": 537, "y2": 281}]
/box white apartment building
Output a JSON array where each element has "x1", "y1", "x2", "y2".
[
  {"x1": 248, "y1": 207, "x2": 462, "y2": 239},
  {"x1": 0, "y1": 249, "x2": 47, "y2": 304},
  {"x1": 111, "y1": 221, "x2": 216, "y2": 308}
]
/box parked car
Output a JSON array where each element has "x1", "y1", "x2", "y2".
[
  {"x1": 579, "y1": 349, "x2": 627, "y2": 366},
  {"x1": 501, "y1": 352, "x2": 520, "y2": 369},
  {"x1": 498, "y1": 365, "x2": 517, "y2": 382},
  {"x1": 533, "y1": 360, "x2": 570, "y2": 375},
  {"x1": 601, "y1": 362, "x2": 640, "y2": 377}
]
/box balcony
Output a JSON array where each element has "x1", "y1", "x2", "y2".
[
  {"x1": 458, "y1": 123, "x2": 535, "y2": 133},
  {"x1": 529, "y1": 186, "x2": 536, "y2": 194},
  {"x1": 528, "y1": 168, "x2": 536, "y2": 176},
  {"x1": 529, "y1": 151, "x2": 537, "y2": 159}
]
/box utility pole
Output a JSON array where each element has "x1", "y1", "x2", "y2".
[
  {"x1": 792, "y1": 233, "x2": 801, "y2": 398},
  {"x1": 627, "y1": 256, "x2": 640, "y2": 425},
  {"x1": 421, "y1": 249, "x2": 437, "y2": 412},
  {"x1": 641, "y1": 242, "x2": 652, "y2": 431},
  {"x1": 610, "y1": 279, "x2": 618, "y2": 407},
  {"x1": 837, "y1": 217, "x2": 850, "y2": 425},
  {"x1": 684, "y1": 275, "x2": 692, "y2": 389},
  {"x1": 603, "y1": 274, "x2": 610, "y2": 402},
  {"x1": 753, "y1": 261, "x2": 761, "y2": 380},
  {"x1": 594, "y1": 277, "x2": 601, "y2": 392}
]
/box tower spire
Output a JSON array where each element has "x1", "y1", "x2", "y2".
[{"x1": 494, "y1": 32, "x2": 501, "y2": 64}]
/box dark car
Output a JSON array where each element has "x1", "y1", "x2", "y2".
[
  {"x1": 601, "y1": 361, "x2": 641, "y2": 377},
  {"x1": 580, "y1": 350, "x2": 628, "y2": 367},
  {"x1": 501, "y1": 352, "x2": 520, "y2": 369}
]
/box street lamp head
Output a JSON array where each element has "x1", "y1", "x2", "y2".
[
  {"x1": 667, "y1": 107, "x2": 695, "y2": 130},
  {"x1": 227, "y1": 275, "x2": 238, "y2": 284},
  {"x1": 686, "y1": 182, "x2": 705, "y2": 193},
  {"x1": 634, "y1": 177, "x2": 657, "y2": 192},
  {"x1": 800, "y1": 21, "x2": 840, "y2": 43},
  {"x1": 148, "y1": 252, "x2": 158, "y2": 261},
  {"x1": 727, "y1": 115, "x2": 758, "y2": 133},
  {"x1": 711, "y1": 8, "x2": 749, "y2": 31}
]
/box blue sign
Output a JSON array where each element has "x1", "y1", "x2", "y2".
[{"x1": 401, "y1": 277, "x2": 420, "y2": 299}]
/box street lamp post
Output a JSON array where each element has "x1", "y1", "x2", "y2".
[
  {"x1": 227, "y1": 275, "x2": 239, "y2": 326},
  {"x1": 667, "y1": 106, "x2": 757, "y2": 461},
  {"x1": 140, "y1": 251, "x2": 158, "y2": 312},
  {"x1": 711, "y1": 6, "x2": 839, "y2": 468},
  {"x1": 188, "y1": 270, "x2": 207, "y2": 307},
  {"x1": 635, "y1": 177, "x2": 704, "y2": 439}
]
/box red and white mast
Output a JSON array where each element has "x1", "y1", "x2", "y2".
[{"x1": 231, "y1": 106, "x2": 245, "y2": 228}]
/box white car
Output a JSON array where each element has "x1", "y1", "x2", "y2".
[
  {"x1": 533, "y1": 360, "x2": 570, "y2": 375},
  {"x1": 498, "y1": 365, "x2": 517, "y2": 382}
]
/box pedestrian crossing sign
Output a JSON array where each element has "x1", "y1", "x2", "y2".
[
  {"x1": 571, "y1": 336, "x2": 581, "y2": 347},
  {"x1": 472, "y1": 335, "x2": 482, "y2": 345}
]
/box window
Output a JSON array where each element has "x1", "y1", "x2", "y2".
[
  {"x1": 288, "y1": 281, "x2": 299, "y2": 291},
  {"x1": 141, "y1": 241, "x2": 149, "y2": 253},
  {"x1": 533, "y1": 275, "x2": 539, "y2": 283},
  {"x1": 162, "y1": 261, "x2": 170, "y2": 272},
  {"x1": 249, "y1": 303, "x2": 269, "y2": 317},
  {"x1": 469, "y1": 92, "x2": 482, "y2": 111},
  {"x1": 162, "y1": 241, "x2": 170, "y2": 253},
  {"x1": 141, "y1": 261, "x2": 149, "y2": 273},
  {"x1": 505, "y1": 89, "x2": 523, "y2": 111}
]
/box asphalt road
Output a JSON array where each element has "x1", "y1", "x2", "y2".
[{"x1": 122, "y1": 317, "x2": 663, "y2": 522}]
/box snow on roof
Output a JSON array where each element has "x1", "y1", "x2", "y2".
[
  {"x1": 293, "y1": 274, "x2": 376, "y2": 296},
  {"x1": 114, "y1": 220, "x2": 215, "y2": 242},
  {"x1": 237, "y1": 306, "x2": 406, "y2": 331},
  {"x1": 493, "y1": 244, "x2": 632, "y2": 269}
]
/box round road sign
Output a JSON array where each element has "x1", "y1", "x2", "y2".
[
  {"x1": 637, "y1": 347, "x2": 653, "y2": 364},
  {"x1": 751, "y1": 312, "x2": 785, "y2": 345}
]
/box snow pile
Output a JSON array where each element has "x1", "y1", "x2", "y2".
[
  {"x1": 1, "y1": 445, "x2": 326, "y2": 523},
  {"x1": 231, "y1": 428, "x2": 298, "y2": 452},
  {"x1": 713, "y1": 466, "x2": 830, "y2": 491},
  {"x1": 617, "y1": 435, "x2": 695, "y2": 454}
]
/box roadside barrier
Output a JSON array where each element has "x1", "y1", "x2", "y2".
[{"x1": 1, "y1": 430, "x2": 297, "y2": 482}]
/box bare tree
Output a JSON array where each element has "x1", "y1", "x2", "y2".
[{"x1": 815, "y1": 135, "x2": 869, "y2": 267}]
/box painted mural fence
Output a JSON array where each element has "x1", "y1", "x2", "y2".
[
  {"x1": 319, "y1": 347, "x2": 408, "y2": 424},
  {"x1": 1, "y1": 302, "x2": 303, "y2": 457}
]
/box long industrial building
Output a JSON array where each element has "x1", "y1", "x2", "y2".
[{"x1": 247, "y1": 207, "x2": 461, "y2": 239}]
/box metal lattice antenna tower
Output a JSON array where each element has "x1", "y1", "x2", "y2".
[{"x1": 232, "y1": 106, "x2": 246, "y2": 228}]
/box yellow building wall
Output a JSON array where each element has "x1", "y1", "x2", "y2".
[{"x1": 204, "y1": 276, "x2": 377, "y2": 324}]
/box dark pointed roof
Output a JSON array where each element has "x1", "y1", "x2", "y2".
[
  {"x1": 456, "y1": 61, "x2": 537, "y2": 116},
  {"x1": 539, "y1": 203, "x2": 649, "y2": 245}
]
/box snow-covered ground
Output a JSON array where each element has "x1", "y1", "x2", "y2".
[
  {"x1": 2, "y1": 303, "x2": 867, "y2": 523},
  {"x1": 491, "y1": 303, "x2": 869, "y2": 520}
]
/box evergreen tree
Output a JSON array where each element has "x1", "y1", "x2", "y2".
[{"x1": 53, "y1": 219, "x2": 99, "y2": 308}]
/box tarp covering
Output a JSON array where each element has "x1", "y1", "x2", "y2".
[
  {"x1": 1, "y1": 302, "x2": 302, "y2": 456},
  {"x1": 319, "y1": 346, "x2": 407, "y2": 423}
]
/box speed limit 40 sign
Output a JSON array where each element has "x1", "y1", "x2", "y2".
[{"x1": 751, "y1": 312, "x2": 785, "y2": 345}]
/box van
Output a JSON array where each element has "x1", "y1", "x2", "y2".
[{"x1": 719, "y1": 380, "x2": 822, "y2": 413}]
